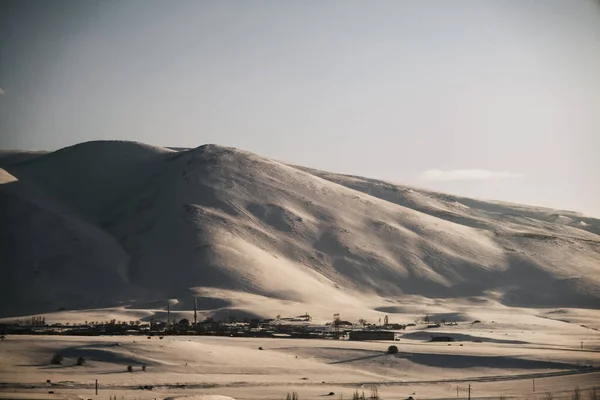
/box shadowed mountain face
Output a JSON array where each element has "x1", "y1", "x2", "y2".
[{"x1": 1, "y1": 141, "x2": 599, "y2": 317}]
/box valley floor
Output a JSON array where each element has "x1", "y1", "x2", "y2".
[{"x1": 1, "y1": 318, "x2": 599, "y2": 400}]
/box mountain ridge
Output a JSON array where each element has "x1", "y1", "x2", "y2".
[{"x1": 1, "y1": 140, "x2": 599, "y2": 319}]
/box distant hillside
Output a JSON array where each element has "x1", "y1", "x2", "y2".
[{"x1": 1, "y1": 141, "x2": 599, "y2": 318}]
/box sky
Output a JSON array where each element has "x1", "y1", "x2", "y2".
[{"x1": 1, "y1": 0, "x2": 599, "y2": 216}]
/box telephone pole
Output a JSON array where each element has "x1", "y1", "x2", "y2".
[
  {"x1": 193, "y1": 297, "x2": 198, "y2": 326},
  {"x1": 167, "y1": 301, "x2": 170, "y2": 326}
]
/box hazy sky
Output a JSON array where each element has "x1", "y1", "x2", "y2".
[{"x1": 1, "y1": 0, "x2": 599, "y2": 216}]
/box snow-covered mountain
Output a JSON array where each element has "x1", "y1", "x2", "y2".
[{"x1": 1, "y1": 141, "x2": 599, "y2": 319}]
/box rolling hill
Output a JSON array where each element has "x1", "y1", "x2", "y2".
[{"x1": 1, "y1": 141, "x2": 599, "y2": 319}]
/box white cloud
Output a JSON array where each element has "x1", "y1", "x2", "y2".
[
  {"x1": 420, "y1": 169, "x2": 525, "y2": 181},
  {"x1": 0, "y1": 88, "x2": 4, "y2": 96}
]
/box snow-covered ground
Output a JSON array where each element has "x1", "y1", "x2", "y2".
[{"x1": 1, "y1": 316, "x2": 599, "y2": 400}]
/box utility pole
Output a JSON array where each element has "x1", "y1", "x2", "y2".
[
  {"x1": 457, "y1": 386, "x2": 459, "y2": 398},
  {"x1": 533, "y1": 378, "x2": 535, "y2": 392},
  {"x1": 468, "y1": 384, "x2": 471, "y2": 400},
  {"x1": 167, "y1": 301, "x2": 170, "y2": 326},
  {"x1": 193, "y1": 297, "x2": 198, "y2": 326},
  {"x1": 95, "y1": 379, "x2": 98, "y2": 395}
]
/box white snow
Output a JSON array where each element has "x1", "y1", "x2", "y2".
[
  {"x1": 0, "y1": 141, "x2": 599, "y2": 320},
  {"x1": 0, "y1": 323, "x2": 599, "y2": 399}
]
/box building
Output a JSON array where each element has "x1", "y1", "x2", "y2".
[{"x1": 349, "y1": 330, "x2": 395, "y2": 341}]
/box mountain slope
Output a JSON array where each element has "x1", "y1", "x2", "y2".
[
  {"x1": 294, "y1": 167, "x2": 600, "y2": 238},
  {"x1": 1, "y1": 141, "x2": 599, "y2": 318},
  {"x1": 0, "y1": 167, "x2": 130, "y2": 316}
]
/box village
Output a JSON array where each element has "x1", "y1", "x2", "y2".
[{"x1": 0, "y1": 312, "x2": 412, "y2": 341}]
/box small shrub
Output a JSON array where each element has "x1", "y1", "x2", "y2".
[
  {"x1": 352, "y1": 390, "x2": 365, "y2": 400},
  {"x1": 369, "y1": 386, "x2": 379, "y2": 400},
  {"x1": 76, "y1": 357, "x2": 85, "y2": 366},
  {"x1": 387, "y1": 345, "x2": 398, "y2": 354},
  {"x1": 286, "y1": 393, "x2": 299, "y2": 400},
  {"x1": 50, "y1": 354, "x2": 63, "y2": 365},
  {"x1": 127, "y1": 365, "x2": 133, "y2": 373},
  {"x1": 545, "y1": 392, "x2": 554, "y2": 400}
]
